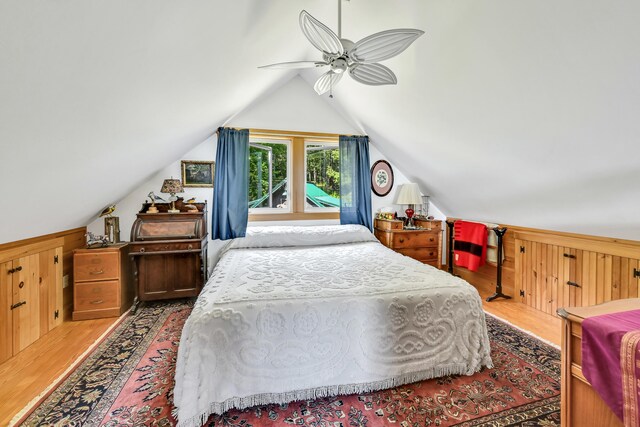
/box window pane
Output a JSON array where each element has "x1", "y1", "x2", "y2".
[
  {"x1": 305, "y1": 142, "x2": 340, "y2": 209},
  {"x1": 249, "y1": 141, "x2": 289, "y2": 209}
]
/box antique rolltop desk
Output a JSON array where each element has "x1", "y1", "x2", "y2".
[{"x1": 129, "y1": 200, "x2": 208, "y2": 310}]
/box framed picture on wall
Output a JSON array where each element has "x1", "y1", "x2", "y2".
[
  {"x1": 370, "y1": 160, "x2": 394, "y2": 196},
  {"x1": 181, "y1": 160, "x2": 215, "y2": 188}
]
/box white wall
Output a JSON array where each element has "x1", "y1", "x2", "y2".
[{"x1": 88, "y1": 75, "x2": 445, "y2": 265}]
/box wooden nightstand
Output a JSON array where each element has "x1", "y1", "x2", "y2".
[
  {"x1": 374, "y1": 218, "x2": 443, "y2": 268},
  {"x1": 72, "y1": 243, "x2": 132, "y2": 320}
]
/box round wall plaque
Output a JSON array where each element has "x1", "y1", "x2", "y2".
[{"x1": 370, "y1": 160, "x2": 394, "y2": 197}]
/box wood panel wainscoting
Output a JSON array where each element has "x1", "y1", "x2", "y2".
[
  {"x1": 0, "y1": 227, "x2": 86, "y2": 365},
  {"x1": 446, "y1": 219, "x2": 640, "y2": 317},
  {"x1": 0, "y1": 227, "x2": 87, "y2": 321}
]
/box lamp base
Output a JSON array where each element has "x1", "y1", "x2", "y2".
[
  {"x1": 405, "y1": 208, "x2": 415, "y2": 228},
  {"x1": 167, "y1": 199, "x2": 180, "y2": 214},
  {"x1": 147, "y1": 206, "x2": 158, "y2": 214}
]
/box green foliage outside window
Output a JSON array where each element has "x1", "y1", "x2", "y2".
[
  {"x1": 248, "y1": 140, "x2": 340, "y2": 209},
  {"x1": 249, "y1": 142, "x2": 288, "y2": 207},
  {"x1": 306, "y1": 145, "x2": 340, "y2": 199}
]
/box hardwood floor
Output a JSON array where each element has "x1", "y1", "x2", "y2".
[
  {"x1": 0, "y1": 282, "x2": 562, "y2": 425},
  {"x1": 0, "y1": 316, "x2": 118, "y2": 426},
  {"x1": 476, "y1": 280, "x2": 562, "y2": 346}
]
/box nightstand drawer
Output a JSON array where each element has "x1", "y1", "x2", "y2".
[
  {"x1": 75, "y1": 252, "x2": 119, "y2": 281},
  {"x1": 74, "y1": 280, "x2": 120, "y2": 311},
  {"x1": 392, "y1": 232, "x2": 438, "y2": 248},
  {"x1": 414, "y1": 220, "x2": 442, "y2": 231},
  {"x1": 374, "y1": 218, "x2": 404, "y2": 231},
  {"x1": 397, "y1": 247, "x2": 439, "y2": 261}
]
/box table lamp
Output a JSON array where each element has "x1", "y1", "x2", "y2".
[
  {"x1": 395, "y1": 183, "x2": 423, "y2": 227},
  {"x1": 161, "y1": 178, "x2": 184, "y2": 213}
]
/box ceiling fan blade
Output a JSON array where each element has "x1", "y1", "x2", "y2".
[
  {"x1": 299, "y1": 10, "x2": 344, "y2": 57},
  {"x1": 349, "y1": 63, "x2": 397, "y2": 86},
  {"x1": 313, "y1": 71, "x2": 343, "y2": 95},
  {"x1": 259, "y1": 61, "x2": 328, "y2": 69},
  {"x1": 349, "y1": 29, "x2": 425, "y2": 63}
]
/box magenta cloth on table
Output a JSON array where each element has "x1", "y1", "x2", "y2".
[{"x1": 581, "y1": 309, "x2": 640, "y2": 422}]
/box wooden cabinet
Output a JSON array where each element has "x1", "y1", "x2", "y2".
[
  {"x1": 515, "y1": 231, "x2": 640, "y2": 317},
  {"x1": 0, "y1": 239, "x2": 63, "y2": 364},
  {"x1": 374, "y1": 218, "x2": 442, "y2": 268},
  {"x1": 129, "y1": 203, "x2": 208, "y2": 308},
  {"x1": 558, "y1": 299, "x2": 638, "y2": 427},
  {"x1": 72, "y1": 243, "x2": 132, "y2": 320}
]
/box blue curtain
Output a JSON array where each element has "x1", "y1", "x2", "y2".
[
  {"x1": 212, "y1": 127, "x2": 249, "y2": 240},
  {"x1": 339, "y1": 135, "x2": 373, "y2": 231}
]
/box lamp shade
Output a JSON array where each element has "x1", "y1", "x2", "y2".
[
  {"x1": 395, "y1": 183, "x2": 423, "y2": 205},
  {"x1": 160, "y1": 178, "x2": 184, "y2": 195}
]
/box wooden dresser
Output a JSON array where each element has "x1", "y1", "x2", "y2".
[
  {"x1": 129, "y1": 202, "x2": 208, "y2": 310},
  {"x1": 374, "y1": 218, "x2": 442, "y2": 268},
  {"x1": 557, "y1": 299, "x2": 639, "y2": 427},
  {"x1": 72, "y1": 243, "x2": 132, "y2": 320}
]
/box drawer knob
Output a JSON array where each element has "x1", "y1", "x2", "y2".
[
  {"x1": 139, "y1": 248, "x2": 145, "y2": 253},
  {"x1": 90, "y1": 269, "x2": 104, "y2": 275},
  {"x1": 399, "y1": 238, "x2": 404, "y2": 243},
  {"x1": 90, "y1": 299, "x2": 104, "y2": 305},
  {"x1": 188, "y1": 244, "x2": 193, "y2": 250}
]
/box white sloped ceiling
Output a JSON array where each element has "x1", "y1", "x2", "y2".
[
  {"x1": 300, "y1": 0, "x2": 640, "y2": 240},
  {"x1": 1, "y1": 0, "x2": 639, "y2": 243}
]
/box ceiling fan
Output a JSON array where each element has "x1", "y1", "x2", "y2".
[{"x1": 259, "y1": 1, "x2": 424, "y2": 96}]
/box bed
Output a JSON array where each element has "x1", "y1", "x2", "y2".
[{"x1": 173, "y1": 225, "x2": 493, "y2": 427}]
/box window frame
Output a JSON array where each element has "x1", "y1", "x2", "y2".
[
  {"x1": 248, "y1": 129, "x2": 340, "y2": 222},
  {"x1": 304, "y1": 140, "x2": 340, "y2": 214},
  {"x1": 248, "y1": 136, "x2": 292, "y2": 214}
]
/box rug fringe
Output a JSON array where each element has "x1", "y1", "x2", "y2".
[
  {"x1": 8, "y1": 308, "x2": 133, "y2": 427},
  {"x1": 484, "y1": 311, "x2": 560, "y2": 350},
  {"x1": 175, "y1": 363, "x2": 486, "y2": 427}
]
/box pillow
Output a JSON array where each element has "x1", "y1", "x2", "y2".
[{"x1": 227, "y1": 224, "x2": 377, "y2": 249}]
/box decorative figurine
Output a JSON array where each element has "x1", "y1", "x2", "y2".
[
  {"x1": 147, "y1": 191, "x2": 166, "y2": 213},
  {"x1": 98, "y1": 204, "x2": 120, "y2": 243},
  {"x1": 99, "y1": 204, "x2": 116, "y2": 217},
  {"x1": 85, "y1": 232, "x2": 109, "y2": 248}
]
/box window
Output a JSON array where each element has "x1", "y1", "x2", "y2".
[
  {"x1": 248, "y1": 130, "x2": 340, "y2": 221},
  {"x1": 305, "y1": 141, "x2": 340, "y2": 211},
  {"x1": 249, "y1": 139, "x2": 290, "y2": 211}
]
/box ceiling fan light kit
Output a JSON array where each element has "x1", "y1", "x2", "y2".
[{"x1": 259, "y1": 2, "x2": 424, "y2": 96}]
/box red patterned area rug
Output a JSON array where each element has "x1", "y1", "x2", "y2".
[{"x1": 18, "y1": 300, "x2": 561, "y2": 427}]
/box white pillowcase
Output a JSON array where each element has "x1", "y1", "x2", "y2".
[{"x1": 227, "y1": 224, "x2": 377, "y2": 249}]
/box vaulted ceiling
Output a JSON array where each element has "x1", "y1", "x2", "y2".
[{"x1": 2, "y1": 0, "x2": 639, "y2": 243}]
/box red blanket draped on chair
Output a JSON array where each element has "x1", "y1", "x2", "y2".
[{"x1": 453, "y1": 220, "x2": 487, "y2": 272}]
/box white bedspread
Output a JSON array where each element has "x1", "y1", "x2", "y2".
[{"x1": 174, "y1": 225, "x2": 492, "y2": 427}]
